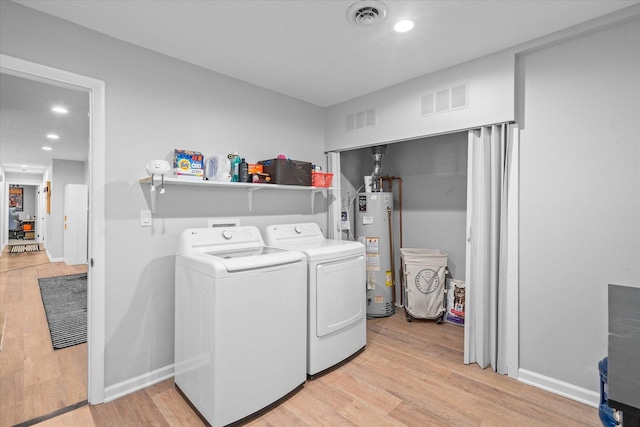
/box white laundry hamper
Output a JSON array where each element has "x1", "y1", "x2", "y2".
[{"x1": 401, "y1": 248, "x2": 448, "y2": 323}]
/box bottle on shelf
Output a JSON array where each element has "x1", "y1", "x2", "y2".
[
  {"x1": 239, "y1": 158, "x2": 250, "y2": 183},
  {"x1": 229, "y1": 152, "x2": 241, "y2": 182}
]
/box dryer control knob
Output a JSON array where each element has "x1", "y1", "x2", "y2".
[
  {"x1": 294, "y1": 226, "x2": 302, "y2": 234},
  {"x1": 222, "y1": 230, "x2": 233, "y2": 240}
]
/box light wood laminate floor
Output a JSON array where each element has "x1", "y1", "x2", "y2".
[
  {"x1": 39, "y1": 314, "x2": 599, "y2": 425},
  {"x1": 1, "y1": 245, "x2": 600, "y2": 426},
  {"x1": 0, "y1": 245, "x2": 87, "y2": 426}
]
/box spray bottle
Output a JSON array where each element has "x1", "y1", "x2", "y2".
[{"x1": 229, "y1": 152, "x2": 241, "y2": 182}]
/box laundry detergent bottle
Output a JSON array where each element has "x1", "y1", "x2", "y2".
[{"x1": 229, "y1": 152, "x2": 241, "y2": 182}]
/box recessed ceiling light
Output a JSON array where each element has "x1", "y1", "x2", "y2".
[
  {"x1": 46, "y1": 133, "x2": 59, "y2": 140},
  {"x1": 42, "y1": 146, "x2": 53, "y2": 151},
  {"x1": 21, "y1": 164, "x2": 28, "y2": 168},
  {"x1": 51, "y1": 106, "x2": 68, "y2": 114},
  {"x1": 393, "y1": 18, "x2": 416, "y2": 34}
]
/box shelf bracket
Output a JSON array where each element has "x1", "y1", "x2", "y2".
[
  {"x1": 247, "y1": 187, "x2": 263, "y2": 211},
  {"x1": 310, "y1": 189, "x2": 326, "y2": 213},
  {"x1": 149, "y1": 178, "x2": 157, "y2": 215}
]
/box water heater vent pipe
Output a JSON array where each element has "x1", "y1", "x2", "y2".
[{"x1": 371, "y1": 145, "x2": 386, "y2": 192}]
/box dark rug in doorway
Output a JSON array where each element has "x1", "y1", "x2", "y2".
[
  {"x1": 9, "y1": 244, "x2": 40, "y2": 253},
  {"x1": 38, "y1": 273, "x2": 87, "y2": 350}
]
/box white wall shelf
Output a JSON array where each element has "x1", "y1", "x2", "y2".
[{"x1": 139, "y1": 176, "x2": 335, "y2": 212}]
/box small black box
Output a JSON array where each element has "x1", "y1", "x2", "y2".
[{"x1": 258, "y1": 159, "x2": 312, "y2": 186}]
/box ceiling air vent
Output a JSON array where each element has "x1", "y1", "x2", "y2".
[{"x1": 347, "y1": 1, "x2": 388, "y2": 26}]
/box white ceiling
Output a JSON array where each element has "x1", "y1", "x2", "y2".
[
  {"x1": 2, "y1": 0, "x2": 638, "y2": 174},
  {"x1": 13, "y1": 0, "x2": 639, "y2": 107},
  {"x1": 0, "y1": 73, "x2": 90, "y2": 175}
]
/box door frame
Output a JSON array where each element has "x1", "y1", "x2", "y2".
[
  {"x1": 1, "y1": 54, "x2": 106, "y2": 403},
  {"x1": 3, "y1": 183, "x2": 40, "y2": 243}
]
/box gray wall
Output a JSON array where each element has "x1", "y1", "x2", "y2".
[
  {"x1": 383, "y1": 133, "x2": 468, "y2": 280},
  {"x1": 1, "y1": 1, "x2": 327, "y2": 390},
  {"x1": 3, "y1": 0, "x2": 638, "y2": 403},
  {"x1": 332, "y1": 11, "x2": 640, "y2": 398},
  {"x1": 339, "y1": 132, "x2": 468, "y2": 303},
  {"x1": 518, "y1": 19, "x2": 640, "y2": 391}
]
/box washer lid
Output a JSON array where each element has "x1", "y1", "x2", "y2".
[
  {"x1": 297, "y1": 239, "x2": 365, "y2": 261},
  {"x1": 264, "y1": 222, "x2": 365, "y2": 261},
  {"x1": 268, "y1": 239, "x2": 364, "y2": 262},
  {"x1": 205, "y1": 246, "x2": 303, "y2": 272}
]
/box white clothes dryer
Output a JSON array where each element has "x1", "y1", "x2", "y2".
[
  {"x1": 175, "y1": 226, "x2": 306, "y2": 427},
  {"x1": 264, "y1": 223, "x2": 366, "y2": 377}
]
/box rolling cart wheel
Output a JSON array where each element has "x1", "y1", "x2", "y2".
[
  {"x1": 436, "y1": 317, "x2": 443, "y2": 324},
  {"x1": 406, "y1": 312, "x2": 412, "y2": 322}
]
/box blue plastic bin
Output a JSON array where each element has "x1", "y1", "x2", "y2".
[{"x1": 598, "y1": 357, "x2": 620, "y2": 427}]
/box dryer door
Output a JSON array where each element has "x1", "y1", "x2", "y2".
[{"x1": 316, "y1": 255, "x2": 365, "y2": 337}]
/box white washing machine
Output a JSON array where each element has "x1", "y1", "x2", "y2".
[
  {"x1": 264, "y1": 223, "x2": 366, "y2": 377},
  {"x1": 175, "y1": 226, "x2": 307, "y2": 427}
]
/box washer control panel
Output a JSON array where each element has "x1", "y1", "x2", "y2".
[
  {"x1": 268, "y1": 223, "x2": 322, "y2": 239},
  {"x1": 207, "y1": 226, "x2": 262, "y2": 244},
  {"x1": 178, "y1": 226, "x2": 264, "y2": 255},
  {"x1": 263, "y1": 223, "x2": 327, "y2": 246}
]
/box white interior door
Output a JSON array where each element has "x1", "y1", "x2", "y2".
[{"x1": 63, "y1": 184, "x2": 88, "y2": 265}]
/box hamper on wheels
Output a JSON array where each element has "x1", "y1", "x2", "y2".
[{"x1": 401, "y1": 248, "x2": 448, "y2": 323}]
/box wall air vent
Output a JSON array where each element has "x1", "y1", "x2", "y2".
[
  {"x1": 435, "y1": 89, "x2": 450, "y2": 112},
  {"x1": 365, "y1": 109, "x2": 377, "y2": 127},
  {"x1": 346, "y1": 108, "x2": 377, "y2": 133},
  {"x1": 346, "y1": 113, "x2": 356, "y2": 132},
  {"x1": 451, "y1": 84, "x2": 468, "y2": 109},
  {"x1": 356, "y1": 111, "x2": 366, "y2": 129},
  {"x1": 421, "y1": 83, "x2": 468, "y2": 117}
]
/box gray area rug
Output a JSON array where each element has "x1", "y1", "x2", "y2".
[{"x1": 38, "y1": 273, "x2": 87, "y2": 350}]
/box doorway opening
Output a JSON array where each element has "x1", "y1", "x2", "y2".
[
  {"x1": 332, "y1": 125, "x2": 520, "y2": 377},
  {"x1": 6, "y1": 184, "x2": 39, "y2": 246},
  {"x1": 0, "y1": 54, "x2": 106, "y2": 421}
]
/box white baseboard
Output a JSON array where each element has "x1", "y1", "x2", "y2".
[
  {"x1": 45, "y1": 249, "x2": 63, "y2": 263},
  {"x1": 104, "y1": 364, "x2": 174, "y2": 403},
  {"x1": 518, "y1": 368, "x2": 599, "y2": 408}
]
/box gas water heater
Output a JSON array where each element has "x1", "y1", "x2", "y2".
[
  {"x1": 355, "y1": 145, "x2": 395, "y2": 317},
  {"x1": 356, "y1": 192, "x2": 394, "y2": 317}
]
